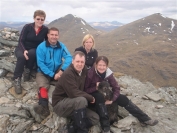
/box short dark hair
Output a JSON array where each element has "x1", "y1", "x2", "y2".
[
  {"x1": 95, "y1": 56, "x2": 109, "y2": 66},
  {"x1": 48, "y1": 27, "x2": 59, "y2": 34},
  {"x1": 33, "y1": 10, "x2": 46, "y2": 19},
  {"x1": 73, "y1": 51, "x2": 85, "y2": 60}
]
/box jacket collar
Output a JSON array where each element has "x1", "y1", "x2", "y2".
[
  {"x1": 71, "y1": 64, "x2": 86, "y2": 76},
  {"x1": 81, "y1": 46, "x2": 94, "y2": 53},
  {"x1": 95, "y1": 67, "x2": 113, "y2": 78},
  {"x1": 46, "y1": 40, "x2": 61, "y2": 48},
  {"x1": 32, "y1": 22, "x2": 44, "y2": 29}
]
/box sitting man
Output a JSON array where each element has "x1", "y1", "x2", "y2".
[
  {"x1": 52, "y1": 51, "x2": 99, "y2": 133},
  {"x1": 34, "y1": 27, "x2": 72, "y2": 117}
]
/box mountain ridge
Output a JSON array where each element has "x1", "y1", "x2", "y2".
[{"x1": 0, "y1": 13, "x2": 176, "y2": 88}]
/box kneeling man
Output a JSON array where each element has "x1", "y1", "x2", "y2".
[{"x1": 52, "y1": 51, "x2": 99, "y2": 133}]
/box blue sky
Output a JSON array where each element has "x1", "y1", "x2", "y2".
[{"x1": 0, "y1": 0, "x2": 177, "y2": 23}]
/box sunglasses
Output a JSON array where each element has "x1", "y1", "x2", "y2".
[{"x1": 36, "y1": 18, "x2": 44, "y2": 21}]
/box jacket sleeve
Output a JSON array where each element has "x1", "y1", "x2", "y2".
[
  {"x1": 18, "y1": 24, "x2": 29, "y2": 52},
  {"x1": 60, "y1": 44, "x2": 72, "y2": 71},
  {"x1": 93, "y1": 49, "x2": 98, "y2": 63},
  {"x1": 63, "y1": 73, "x2": 93, "y2": 102},
  {"x1": 44, "y1": 27, "x2": 48, "y2": 41},
  {"x1": 36, "y1": 43, "x2": 55, "y2": 77},
  {"x1": 107, "y1": 74, "x2": 120, "y2": 101},
  {"x1": 84, "y1": 69, "x2": 97, "y2": 94}
]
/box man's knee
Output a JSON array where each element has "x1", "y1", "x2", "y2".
[
  {"x1": 90, "y1": 113, "x2": 99, "y2": 125},
  {"x1": 74, "y1": 97, "x2": 88, "y2": 110}
]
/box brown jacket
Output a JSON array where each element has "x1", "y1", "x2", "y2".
[{"x1": 52, "y1": 64, "x2": 93, "y2": 107}]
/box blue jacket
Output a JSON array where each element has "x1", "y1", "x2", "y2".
[{"x1": 37, "y1": 40, "x2": 72, "y2": 78}]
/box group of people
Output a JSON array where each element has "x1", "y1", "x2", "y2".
[{"x1": 12, "y1": 10, "x2": 158, "y2": 133}]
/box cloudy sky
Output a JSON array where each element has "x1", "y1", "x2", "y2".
[{"x1": 0, "y1": 0, "x2": 177, "y2": 24}]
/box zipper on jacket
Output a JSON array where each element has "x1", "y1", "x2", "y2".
[
  {"x1": 53, "y1": 49, "x2": 55, "y2": 72},
  {"x1": 49, "y1": 51, "x2": 52, "y2": 59}
]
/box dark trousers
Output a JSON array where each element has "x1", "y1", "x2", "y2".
[
  {"x1": 89, "y1": 91, "x2": 129, "y2": 107},
  {"x1": 90, "y1": 91, "x2": 150, "y2": 123},
  {"x1": 13, "y1": 48, "x2": 36, "y2": 79}
]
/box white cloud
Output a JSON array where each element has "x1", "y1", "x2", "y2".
[{"x1": 0, "y1": 0, "x2": 177, "y2": 23}]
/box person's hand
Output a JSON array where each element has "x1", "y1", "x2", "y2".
[
  {"x1": 105, "y1": 100, "x2": 113, "y2": 105},
  {"x1": 54, "y1": 70, "x2": 63, "y2": 80},
  {"x1": 24, "y1": 50, "x2": 29, "y2": 60},
  {"x1": 90, "y1": 97, "x2": 95, "y2": 103},
  {"x1": 96, "y1": 82, "x2": 100, "y2": 90},
  {"x1": 58, "y1": 70, "x2": 63, "y2": 76},
  {"x1": 54, "y1": 73, "x2": 60, "y2": 80}
]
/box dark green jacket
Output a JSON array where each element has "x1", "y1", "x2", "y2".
[{"x1": 52, "y1": 64, "x2": 93, "y2": 107}]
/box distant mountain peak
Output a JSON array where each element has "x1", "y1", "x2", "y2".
[{"x1": 61, "y1": 14, "x2": 81, "y2": 20}]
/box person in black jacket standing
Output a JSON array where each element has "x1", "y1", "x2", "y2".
[
  {"x1": 75, "y1": 34, "x2": 98, "y2": 70},
  {"x1": 13, "y1": 10, "x2": 48, "y2": 94}
]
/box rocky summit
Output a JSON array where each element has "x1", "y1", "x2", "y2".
[{"x1": 0, "y1": 27, "x2": 177, "y2": 133}]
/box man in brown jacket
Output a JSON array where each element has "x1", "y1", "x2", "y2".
[{"x1": 52, "y1": 51, "x2": 99, "y2": 133}]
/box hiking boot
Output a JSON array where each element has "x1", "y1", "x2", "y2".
[
  {"x1": 14, "y1": 78, "x2": 22, "y2": 94},
  {"x1": 23, "y1": 68, "x2": 30, "y2": 81},
  {"x1": 34, "y1": 104, "x2": 50, "y2": 117},
  {"x1": 141, "y1": 119, "x2": 158, "y2": 126}
]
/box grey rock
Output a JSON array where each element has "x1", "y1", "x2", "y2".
[
  {"x1": 0, "y1": 49, "x2": 10, "y2": 56},
  {"x1": 89, "y1": 125, "x2": 101, "y2": 133},
  {"x1": 113, "y1": 115, "x2": 138, "y2": 131},
  {"x1": 0, "y1": 58, "x2": 15, "y2": 73},
  {"x1": 11, "y1": 29, "x2": 19, "y2": 33},
  {"x1": 0, "y1": 78, "x2": 12, "y2": 97},
  {"x1": 0, "y1": 97, "x2": 10, "y2": 104},
  {"x1": 155, "y1": 105, "x2": 164, "y2": 109},
  {"x1": 20, "y1": 104, "x2": 44, "y2": 123},
  {"x1": 0, "y1": 37, "x2": 18, "y2": 47},
  {"x1": 145, "y1": 92, "x2": 161, "y2": 102},
  {"x1": 110, "y1": 126, "x2": 122, "y2": 133},
  {"x1": 11, "y1": 36, "x2": 19, "y2": 41},
  {"x1": 158, "y1": 87, "x2": 177, "y2": 104},
  {"x1": 12, "y1": 119, "x2": 34, "y2": 133},
  {"x1": 48, "y1": 85, "x2": 55, "y2": 104},
  {"x1": 0, "y1": 106, "x2": 31, "y2": 118},
  {"x1": 0, "y1": 115, "x2": 9, "y2": 133},
  {"x1": 4, "y1": 27, "x2": 12, "y2": 32},
  {"x1": 0, "y1": 68, "x2": 8, "y2": 77},
  {"x1": 0, "y1": 42, "x2": 3, "y2": 48},
  {"x1": 0, "y1": 74, "x2": 177, "y2": 133}
]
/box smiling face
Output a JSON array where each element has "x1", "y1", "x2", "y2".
[
  {"x1": 47, "y1": 30, "x2": 59, "y2": 45},
  {"x1": 84, "y1": 38, "x2": 94, "y2": 52},
  {"x1": 34, "y1": 16, "x2": 45, "y2": 28},
  {"x1": 96, "y1": 60, "x2": 108, "y2": 74},
  {"x1": 72, "y1": 54, "x2": 85, "y2": 73}
]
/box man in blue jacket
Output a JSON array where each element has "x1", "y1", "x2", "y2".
[{"x1": 34, "y1": 27, "x2": 72, "y2": 117}]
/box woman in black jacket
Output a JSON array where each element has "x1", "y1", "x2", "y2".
[
  {"x1": 13, "y1": 10, "x2": 48, "y2": 94},
  {"x1": 75, "y1": 34, "x2": 98, "y2": 70}
]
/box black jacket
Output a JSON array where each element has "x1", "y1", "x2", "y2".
[
  {"x1": 75, "y1": 46, "x2": 98, "y2": 69},
  {"x1": 17, "y1": 22, "x2": 48, "y2": 52}
]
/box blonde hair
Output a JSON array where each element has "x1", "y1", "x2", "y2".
[
  {"x1": 82, "y1": 34, "x2": 95, "y2": 49},
  {"x1": 33, "y1": 10, "x2": 46, "y2": 19}
]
